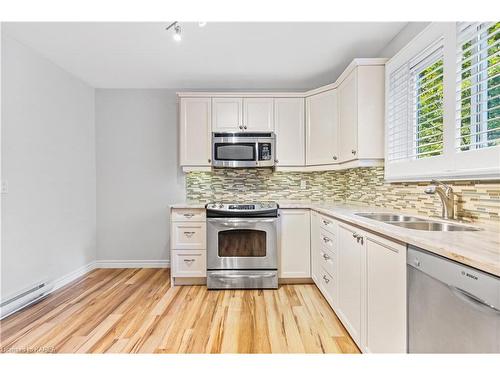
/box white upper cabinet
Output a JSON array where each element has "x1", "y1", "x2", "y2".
[
  {"x1": 274, "y1": 98, "x2": 305, "y2": 166},
  {"x1": 338, "y1": 65, "x2": 385, "y2": 163},
  {"x1": 306, "y1": 89, "x2": 339, "y2": 165},
  {"x1": 338, "y1": 70, "x2": 358, "y2": 163},
  {"x1": 212, "y1": 98, "x2": 243, "y2": 132},
  {"x1": 179, "y1": 98, "x2": 212, "y2": 166},
  {"x1": 279, "y1": 209, "x2": 311, "y2": 278},
  {"x1": 212, "y1": 97, "x2": 274, "y2": 132},
  {"x1": 243, "y1": 98, "x2": 274, "y2": 131}
]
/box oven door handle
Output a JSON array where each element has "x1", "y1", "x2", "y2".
[{"x1": 208, "y1": 218, "x2": 277, "y2": 226}]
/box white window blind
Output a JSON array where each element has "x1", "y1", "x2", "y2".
[
  {"x1": 387, "y1": 42, "x2": 444, "y2": 162},
  {"x1": 456, "y1": 22, "x2": 500, "y2": 152}
]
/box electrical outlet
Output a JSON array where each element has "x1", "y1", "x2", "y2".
[
  {"x1": 1, "y1": 180, "x2": 8, "y2": 194},
  {"x1": 300, "y1": 180, "x2": 307, "y2": 190}
]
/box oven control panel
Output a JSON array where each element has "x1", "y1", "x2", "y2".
[{"x1": 206, "y1": 202, "x2": 278, "y2": 212}]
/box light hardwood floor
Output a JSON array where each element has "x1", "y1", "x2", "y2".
[{"x1": 0, "y1": 268, "x2": 359, "y2": 353}]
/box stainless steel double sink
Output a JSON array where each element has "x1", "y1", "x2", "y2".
[{"x1": 354, "y1": 213, "x2": 481, "y2": 232}]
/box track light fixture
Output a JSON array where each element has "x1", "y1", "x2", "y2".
[{"x1": 166, "y1": 21, "x2": 182, "y2": 42}]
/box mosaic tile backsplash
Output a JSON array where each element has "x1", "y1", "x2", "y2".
[{"x1": 186, "y1": 167, "x2": 500, "y2": 224}]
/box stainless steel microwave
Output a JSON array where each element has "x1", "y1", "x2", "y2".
[{"x1": 211, "y1": 132, "x2": 276, "y2": 168}]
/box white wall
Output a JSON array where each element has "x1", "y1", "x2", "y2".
[
  {"x1": 95, "y1": 90, "x2": 184, "y2": 264},
  {"x1": 1, "y1": 35, "x2": 96, "y2": 298},
  {"x1": 378, "y1": 22, "x2": 430, "y2": 58}
]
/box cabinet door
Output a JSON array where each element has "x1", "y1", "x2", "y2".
[
  {"x1": 306, "y1": 89, "x2": 339, "y2": 165},
  {"x1": 337, "y1": 223, "x2": 363, "y2": 345},
  {"x1": 243, "y1": 98, "x2": 274, "y2": 131},
  {"x1": 179, "y1": 98, "x2": 212, "y2": 166},
  {"x1": 279, "y1": 209, "x2": 311, "y2": 278},
  {"x1": 274, "y1": 98, "x2": 305, "y2": 166},
  {"x1": 310, "y1": 211, "x2": 321, "y2": 284},
  {"x1": 338, "y1": 70, "x2": 358, "y2": 163},
  {"x1": 212, "y1": 98, "x2": 243, "y2": 132},
  {"x1": 365, "y1": 235, "x2": 406, "y2": 353}
]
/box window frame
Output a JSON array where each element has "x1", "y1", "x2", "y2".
[{"x1": 385, "y1": 22, "x2": 500, "y2": 182}]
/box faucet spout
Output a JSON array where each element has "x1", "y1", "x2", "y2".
[{"x1": 425, "y1": 180, "x2": 455, "y2": 220}]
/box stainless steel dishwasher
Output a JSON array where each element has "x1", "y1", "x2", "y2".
[{"x1": 407, "y1": 246, "x2": 500, "y2": 353}]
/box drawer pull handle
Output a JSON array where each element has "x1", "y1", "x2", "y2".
[
  {"x1": 183, "y1": 258, "x2": 196, "y2": 264},
  {"x1": 322, "y1": 236, "x2": 331, "y2": 243},
  {"x1": 352, "y1": 232, "x2": 358, "y2": 238},
  {"x1": 183, "y1": 213, "x2": 195, "y2": 218},
  {"x1": 322, "y1": 253, "x2": 331, "y2": 260},
  {"x1": 322, "y1": 220, "x2": 330, "y2": 226},
  {"x1": 323, "y1": 275, "x2": 330, "y2": 283},
  {"x1": 183, "y1": 231, "x2": 195, "y2": 237}
]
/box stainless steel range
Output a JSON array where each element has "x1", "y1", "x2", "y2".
[{"x1": 206, "y1": 202, "x2": 279, "y2": 289}]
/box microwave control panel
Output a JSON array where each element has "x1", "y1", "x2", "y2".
[{"x1": 258, "y1": 143, "x2": 272, "y2": 161}]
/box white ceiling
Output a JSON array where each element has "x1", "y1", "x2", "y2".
[{"x1": 3, "y1": 22, "x2": 407, "y2": 90}]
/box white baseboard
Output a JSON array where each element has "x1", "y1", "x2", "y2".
[
  {"x1": 52, "y1": 261, "x2": 97, "y2": 292},
  {"x1": 95, "y1": 260, "x2": 170, "y2": 268}
]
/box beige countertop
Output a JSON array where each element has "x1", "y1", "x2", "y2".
[{"x1": 171, "y1": 201, "x2": 500, "y2": 277}]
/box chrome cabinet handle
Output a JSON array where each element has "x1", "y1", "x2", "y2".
[
  {"x1": 183, "y1": 231, "x2": 195, "y2": 237},
  {"x1": 352, "y1": 232, "x2": 358, "y2": 238},
  {"x1": 243, "y1": 126, "x2": 247, "y2": 130},
  {"x1": 322, "y1": 236, "x2": 331, "y2": 243},
  {"x1": 183, "y1": 258, "x2": 196, "y2": 264},
  {"x1": 322, "y1": 253, "x2": 331, "y2": 260},
  {"x1": 322, "y1": 219, "x2": 330, "y2": 226},
  {"x1": 351, "y1": 149, "x2": 357, "y2": 155},
  {"x1": 275, "y1": 159, "x2": 279, "y2": 164},
  {"x1": 332, "y1": 155, "x2": 337, "y2": 160},
  {"x1": 183, "y1": 213, "x2": 195, "y2": 218},
  {"x1": 323, "y1": 275, "x2": 330, "y2": 283},
  {"x1": 239, "y1": 125, "x2": 243, "y2": 130},
  {"x1": 208, "y1": 158, "x2": 211, "y2": 163}
]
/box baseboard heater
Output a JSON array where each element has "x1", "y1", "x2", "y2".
[{"x1": 0, "y1": 281, "x2": 53, "y2": 320}]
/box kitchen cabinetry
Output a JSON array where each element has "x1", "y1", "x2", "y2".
[
  {"x1": 305, "y1": 89, "x2": 339, "y2": 165},
  {"x1": 279, "y1": 209, "x2": 311, "y2": 278},
  {"x1": 170, "y1": 208, "x2": 207, "y2": 285},
  {"x1": 365, "y1": 235, "x2": 406, "y2": 353},
  {"x1": 310, "y1": 211, "x2": 321, "y2": 284},
  {"x1": 212, "y1": 98, "x2": 243, "y2": 132},
  {"x1": 179, "y1": 98, "x2": 212, "y2": 166},
  {"x1": 274, "y1": 98, "x2": 305, "y2": 166},
  {"x1": 243, "y1": 98, "x2": 274, "y2": 131},
  {"x1": 337, "y1": 222, "x2": 363, "y2": 345},
  {"x1": 338, "y1": 65, "x2": 385, "y2": 163},
  {"x1": 212, "y1": 97, "x2": 273, "y2": 132}
]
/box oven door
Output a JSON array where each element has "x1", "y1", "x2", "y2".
[
  {"x1": 212, "y1": 142, "x2": 258, "y2": 168},
  {"x1": 207, "y1": 217, "x2": 278, "y2": 270}
]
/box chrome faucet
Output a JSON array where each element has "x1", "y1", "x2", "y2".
[{"x1": 424, "y1": 180, "x2": 455, "y2": 220}]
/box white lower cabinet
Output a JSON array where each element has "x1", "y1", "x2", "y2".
[
  {"x1": 311, "y1": 213, "x2": 407, "y2": 353},
  {"x1": 170, "y1": 208, "x2": 207, "y2": 285},
  {"x1": 337, "y1": 223, "x2": 363, "y2": 345},
  {"x1": 365, "y1": 235, "x2": 406, "y2": 353},
  {"x1": 310, "y1": 211, "x2": 321, "y2": 284},
  {"x1": 279, "y1": 209, "x2": 311, "y2": 278}
]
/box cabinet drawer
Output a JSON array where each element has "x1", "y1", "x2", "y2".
[
  {"x1": 171, "y1": 208, "x2": 206, "y2": 222},
  {"x1": 318, "y1": 247, "x2": 336, "y2": 277},
  {"x1": 172, "y1": 222, "x2": 206, "y2": 249},
  {"x1": 319, "y1": 229, "x2": 336, "y2": 252},
  {"x1": 318, "y1": 268, "x2": 335, "y2": 307},
  {"x1": 319, "y1": 214, "x2": 336, "y2": 234},
  {"x1": 172, "y1": 250, "x2": 206, "y2": 277}
]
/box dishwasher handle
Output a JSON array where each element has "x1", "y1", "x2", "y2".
[{"x1": 449, "y1": 285, "x2": 500, "y2": 314}]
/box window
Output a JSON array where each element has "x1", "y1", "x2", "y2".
[
  {"x1": 411, "y1": 48, "x2": 444, "y2": 159},
  {"x1": 387, "y1": 42, "x2": 444, "y2": 162},
  {"x1": 385, "y1": 22, "x2": 500, "y2": 181},
  {"x1": 457, "y1": 22, "x2": 500, "y2": 151}
]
